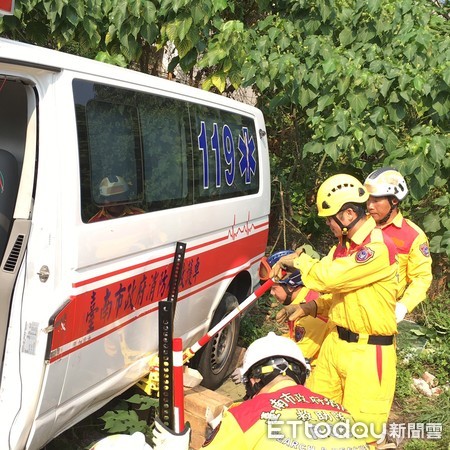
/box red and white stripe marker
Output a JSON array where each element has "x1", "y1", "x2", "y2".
[{"x1": 172, "y1": 337, "x2": 185, "y2": 433}]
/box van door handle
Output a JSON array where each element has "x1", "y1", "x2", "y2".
[{"x1": 37, "y1": 265, "x2": 50, "y2": 282}]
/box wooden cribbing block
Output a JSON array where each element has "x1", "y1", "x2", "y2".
[{"x1": 185, "y1": 385, "x2": 233, "y2": 450}]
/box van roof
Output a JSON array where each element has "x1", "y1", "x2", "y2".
[{"x1": 0, "y1": 37, "x2": 258, "y2": 113}]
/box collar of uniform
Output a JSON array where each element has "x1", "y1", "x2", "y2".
[
  {"x1": 350, "y1": 215, "x2": 376, "y2": 246},
  {"x1": 267, "y1": 378, "x2": 297, "y2": 393},
  {"x1": 385, "y1": 211, "x2": 404, "y2": 229}
]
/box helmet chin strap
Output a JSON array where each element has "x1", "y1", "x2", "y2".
[
  {"x1": 332, "y1": 207, "x2": 366, "y2": 245},
  {"x1": 282, "y1": 286, "x2": 294, "y2": 305},
  {"x1": 378, "y1": 198, "x2": 398, "y2": 225}
]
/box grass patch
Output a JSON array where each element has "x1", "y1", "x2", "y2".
[{"x1": 394, "y1": 291, "x2": 450, "y2": 449}]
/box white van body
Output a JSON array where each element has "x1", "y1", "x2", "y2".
[{"x1": 0, "y1": 38, "x2": 270, "y2": 449}]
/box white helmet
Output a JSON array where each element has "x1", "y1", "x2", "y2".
[
  {"x1": 364, "y1": 167, "x2": 408, "y2": 201},
  {"x1": 241, "y1": 332, "x2": 307, "y2": 378},
  {"x1": 89, "y1": 432, "x2": 151, "y2": 450},
  {"x1": 99, "y1": 175, "x2": 130, "y2": 197}
]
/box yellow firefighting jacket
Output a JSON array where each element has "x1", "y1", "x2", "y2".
[
  {"x1": 202, "y1": 379, "x2": 368, "y2": 449},
  {"x1": 380, "y1": 212, "x2": 432, "y2": 312},
  {"x1": 294, "y1": 216, "x2": 398, "y2": 336}
]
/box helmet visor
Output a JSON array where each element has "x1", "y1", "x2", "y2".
[{"x1": 258, "y1": 257, "x2": 272, "y2": 281}]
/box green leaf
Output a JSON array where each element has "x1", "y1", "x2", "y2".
[
  {"x1": 337, "y1": 76, "x2": 350, "y2": 96},
  {"x1": 178, "y1": 16, "x2": 192, "y2": 41},
  {"x1": 415, "y1": 160, "x2": 434, "y2": 187},
  {"x1": 66, "y1": 5, "x2": 82, "y2": 27},
  {"x1": 317, "y1": 94, "x2": 334, "y2": 112},
  {"x1": 211, "y1": 73, "x2": 227, "y2": 92},
  {"x1": 279, "y1": 35, "x2": 291, "y2": 51},
  {"x1": 322, "y1": 59, "x2": 336, "y2": 75},
  {"x1": 128, "y1": 0, "x2": 141, "y2": 18},
  {"x1": 428, "y1": 136, "x2": 447, "y2": 163},
  {"x1": 434, "y1": 195, "x2": 449, "y2": 207},
  {"x1": 140, "y1": 23, "x2": 159, "y2": 44},
  {"x1": 380, "y1": 78, "x2": 393, "y2": 98},
  {"x1": 112, "y1": 0, "x2": 127, "y2": 28},
  {"x1": 339, "y1": 28, "x2": 355, "y2": 47},
  {"x1": 367, "y1": 0, "x2": 382, "y2": 13},
  {"x1": 256, "y1": 76, "x2": 270, "y2": 92},
  {"x1": 348, "y1": 92, "x2": 368, "y2": 116},
  {"x1": 324, "y1": 140, "x2": 338, "y2": 161},
  {"x1": 422, "y1": 213, "x2": 441, "y2": 233},
  {"x1": 369, "y1": 107, "x2": 385, "y2": 125},
  {"x1": 404, "y1": 153, "x2": 424, "y2": 173},
  {"x1": 386, "y1": 103, "x2": 406, "y2": 122},
  {"x1": 335, "y1": 109, "x2": 349, "y2": 132},
  {"x1": 443, "y1": 65, "x2": 450, "y2": 88},
  {"x1": 308, "y1": 70, "x2": 321, "y2": 90},
  {"x1": 303, "y1": 141, "x2": 323, "y2": 154},
  {"x1": 143, "y1": 2, "x2": 157, "y2": 23},
  {"x1": 432, "y1": 91, "x2": 450, "y2": 117},
  {"x1": 324, "y1": 123, "x2": 340, "y2": 139},
  {"x1": 83, "y1": 15, "x2": 97, "y2": 40},
  {"x1": 364, "y1": 135, "x2": 383, "y2": 155},
  {"x1": 166, "y1": 22, "x2": 179, "y2": 42},
  {"x1": 178, "y1": 37, "x2": 194, "y2": 59}
]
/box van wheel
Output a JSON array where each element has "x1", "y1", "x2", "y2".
[{"x1": 195, "y1": 292, "x2": 240, "y2": 390}]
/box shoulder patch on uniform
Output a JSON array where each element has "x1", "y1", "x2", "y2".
[
  {"x1": 294, "y1": 325, "x2": 306, "y2": 342},
  {"x1": 355, "y1": 246, "x2": 374, "y2": 263},
  {"x1": 202, "y1": 422, "x2": 221, "y2": 447},
  {"x1": 419, "y1": 242, "x2": 430, "y2": 257}
]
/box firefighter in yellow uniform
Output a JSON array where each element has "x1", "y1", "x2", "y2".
[
  {"x1": 364, "y1": 167, "x2": 432, "y2": 322},
  {"x1": 271, "y1": 174, "x2": 399, "y2": 447},
  {"x1": 259, "y1": 250, "x2": 329, "y2": 365},
  {"x1": 151, "y1": 333, "x2": 369, "y2": 450}
]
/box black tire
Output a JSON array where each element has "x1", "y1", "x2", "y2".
[{"x1": 195, "y1": 292, "x2": 240, "y2": 390}]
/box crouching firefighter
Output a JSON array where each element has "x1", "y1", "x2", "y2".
[{"x1": 151, "y1": 332, "x2": 369, "y2": 449}]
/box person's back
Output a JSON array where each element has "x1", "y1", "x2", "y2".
[{"x1": 212, "y1": 378, "x2": 369, "y2": 449}]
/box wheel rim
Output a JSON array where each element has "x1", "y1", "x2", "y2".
[{"x1": 210, "y1": 320, "x2": 237, "y2": 375}]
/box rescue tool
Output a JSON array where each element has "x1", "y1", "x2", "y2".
[
  {"x1": 158, "y1": 242, "x2": 186, "y2": 430},
  {"x1": 182, "y1": 277, "x2": 276, "y2": 364}
]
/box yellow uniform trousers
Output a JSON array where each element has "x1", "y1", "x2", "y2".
[{"x1": 307, "y1": 328, "x2": 396, "y2": 443}]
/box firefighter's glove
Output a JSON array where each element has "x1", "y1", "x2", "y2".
[
  {"x1": 270, "y1": 247, "x2": 304, "y2": 281},
  {"x1": 152, "y1": 417, "x2": 190, "y2": 450},
  {"x1": 276, "y1": 304, "x2": 302, "y2": 324},
  {"x1": 395, "y1": 302, "x2": 408, "y2": 323},
  {"x1": 276, "y1": 301, "x2": 317, "y2": 324},
  {"x1": 231, "y1": 367, "x2": 243, "y2": 384}
]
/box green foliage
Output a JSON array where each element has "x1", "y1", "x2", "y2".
[
  {"x1": 99, "y1": 393, "x2": 158, "y2": 436},
  {"x1": 239, "y1": 294, "x2": 283, "y2": 347},
  {"x1": 239, "y1": 0, "x2": 450, "y2": 260},
  {"x1": 1, "y1": 0, "x2": 448, "y2": 257}
]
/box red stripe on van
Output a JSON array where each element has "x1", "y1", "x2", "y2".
[
  {"x1": 47, "y1": 229, "x2": 268, "y2": 362},
  {"x1": 72, "y1": 219, "x2": 269, "y2": 288}
]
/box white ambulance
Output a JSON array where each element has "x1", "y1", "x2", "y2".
[{"x1": 0, "y1": 38, "x2": 270, "y2": 449}]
